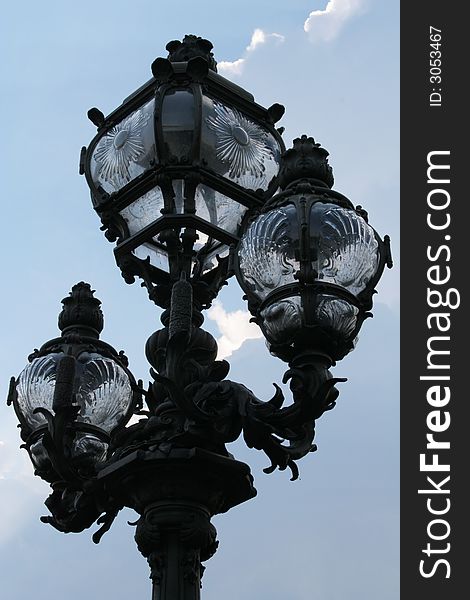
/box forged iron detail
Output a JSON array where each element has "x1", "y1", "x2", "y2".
[
  {"x1": 40, "y1": 487, "x2": 106, "y2": 534},
  {"x1": 166, "y1": 35, "x2": 217, "y2": 72},
  {"x1": 59, "y1": 282, "x2": 104, "y2": 337},
  {"x1": 279, "y1": 134, "x2": 334, "y2": 190},
  {"x1": 134, "y1": 283, "x2": 345, "y2": 480}
]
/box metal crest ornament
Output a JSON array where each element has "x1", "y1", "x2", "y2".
[{"x1": 8, "y1": 37, "x2": 392, "y2": 600}]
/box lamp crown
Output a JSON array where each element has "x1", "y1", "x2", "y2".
[
  {"x1": 166, "y1": 34, "x2": 217, "y2": 72},
  {"x1": 58, "y1": 282, "x2": 104, "y2": 338},
  {"x1": 279, "y1": 135, "x2": 334, "y2": 190}
]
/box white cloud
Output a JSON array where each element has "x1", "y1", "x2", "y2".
[
  {"x1": 304, "y1": 0, "x2": 367, "y2": 43},
  {"x1": 218, "y1": 57, "x2": 246, "y2": 77},
  {"x1": 218, "y1": 28, "x2": 285, "y2": 77},
  {"x1": 207, "y1": 300, "x2": 263, "y2": 360}
]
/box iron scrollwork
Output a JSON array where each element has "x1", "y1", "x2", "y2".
[{"x1": 123, "y1": 275, "x2": 345, "y2": 481}]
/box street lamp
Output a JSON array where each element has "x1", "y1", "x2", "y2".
[{"x1": 7, "y1": 35, "x2": 392, "y2": 599}]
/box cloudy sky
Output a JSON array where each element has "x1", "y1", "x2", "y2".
[{"x1": 0, "y1": 1, "x2": 399, "y2": 598}]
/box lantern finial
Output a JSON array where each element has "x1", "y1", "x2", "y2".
[
  {"x1": 166, "y1": 34, "x2": 218, "y2": 72},
  {"x1": 58, "y1": 282, "x2": 104, "y2": 338},
  {"x1": 279, "y1": 135, "x2": 334, "y2": 190}
]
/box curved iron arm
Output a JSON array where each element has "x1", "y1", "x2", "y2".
[{"x1": 138, "y1": 278, "x2": 346, "y2": 480}]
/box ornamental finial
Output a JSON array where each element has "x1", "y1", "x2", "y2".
[
  {"x1": 166, "y1": 34, "x2": 218, "y2": 72},
  {"x1": 279, "y1": 135, "x2": 334, "y2": 190},
  {"x1": 58, "y1": 282, "x2": 104, "y2": 338}
]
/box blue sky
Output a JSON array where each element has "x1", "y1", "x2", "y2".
[{"x1": 0, "y1": 1, "x2": 399, "y2": 598}]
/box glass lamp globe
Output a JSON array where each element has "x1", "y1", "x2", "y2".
[
  {"x1": 10, "y1": 283, "x2": 138, "y2": 479},
  {"x1": 236, "y1": 136, "x2": 392, "y2": 362}
]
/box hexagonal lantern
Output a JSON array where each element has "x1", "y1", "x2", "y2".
[
  {"x1": 236, "y1": 135, "x2": 393, "y2": 363},
  {"x1": 81, "y1": 35, "x2": 285, "y2": 307}
]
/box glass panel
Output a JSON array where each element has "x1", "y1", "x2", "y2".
[
  {"x1": 311, "y1": 204, "x2": 380, "y2": 296},
  {"x1": 315, "y1": 295, "x2": 358, "y2": 337},
  {"x1": 259, "y1": 297, "x2": 302, "y2": 346},
  {"x1": 193, "y1": 241, "x2": 229, "y2": 275},
  {"x1": 238, "y1": 206, "x2": 299, "y2": 299},
  {"x1": 192, "y1": 184, "x2": 247, "y2": 273},
  {"x1": 195, "y1": 184, "x2": 247, "y2": 236},
  {"x1": 258, "y1": 295, "x2": 358, "y2": 347},
  {"x1": 122, "y1": 181, "x2": 247, "y2": 276},
  {"x1": 72, "y1": 433, "x2": 108, "y2": 464},
  {"x1": 202, "y1": 96, "x2": 282, "y2": 191},
  {"x1": 16, "y1": 354, "x2": 60, "y2": 429},
  {"x1": 15, "y1": 352, "x2": 133, "y2": 434},
  {"x1": 74, "y1": 353, "x2": 133, "y2": 434},
  {"x1": 91, "y1": 99, "x2": 156, "y2": 193},
  {"x1": 120, "y1": 186, "x2": 164, "y2": 236},
  {"x1": 161, "y1": 90, "x2": 195, "y2": 161},
  {"x1": 133, "y1": 242, "x2": 169, "y2": 272}
]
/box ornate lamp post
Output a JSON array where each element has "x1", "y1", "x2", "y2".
[{"x1": 7, "y1": 35, "x2": 392, "y2": 599}]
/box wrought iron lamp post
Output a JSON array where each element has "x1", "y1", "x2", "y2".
[{"x1": 7, "y1": 35, "x2": 392, "y2": 599}]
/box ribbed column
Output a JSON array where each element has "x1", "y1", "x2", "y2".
[{"x1": 135, "y1": 501, "x2": 218, "y2": 600}]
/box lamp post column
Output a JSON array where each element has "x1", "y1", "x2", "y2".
[{"x1": 135, "y1": 501, "x2": 217, "y2": 600}]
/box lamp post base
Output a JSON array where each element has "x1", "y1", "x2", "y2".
[{"x1": 98, "y1": 447, "x2": 257, "y2": 599}]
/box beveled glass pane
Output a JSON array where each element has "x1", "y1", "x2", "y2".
[
  {"x1": 91, "y1": 99, "x2": 156, "y2": 193},
  {"x1": 202, "y1": 96, "x2": 282, "y2": 191},
  {"x1": 120, "y1": 186, "x2": 164, "y2": 236},
  {"x1": 311, "y1": 204, "x2": 379, "y2": 296},
  {"x1": 238, "y1": 206, "x2": 299, "y2": 299},
  {"x1": 161, "y1": 90, "x2": 195, "y2": 160}
]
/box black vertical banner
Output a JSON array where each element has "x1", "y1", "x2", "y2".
[{"x1": 401, "y1": 3, "x2": 468, "y2": 599}]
